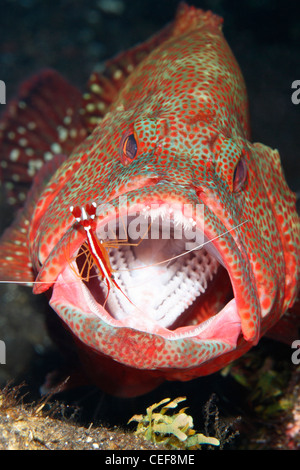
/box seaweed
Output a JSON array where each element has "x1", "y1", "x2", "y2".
[{"x1": 128, "y1": 396, "x2": 220, "y2": 449}]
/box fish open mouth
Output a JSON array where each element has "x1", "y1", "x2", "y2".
[{"x1": 62, "y1": 204, "x2": 242, "y2": 347}]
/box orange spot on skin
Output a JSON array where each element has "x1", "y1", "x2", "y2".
[
  {"x1": 262, "y1": 297, "x2": 272, "y2": 310},
  {"x1": 49, "y1": 267, "x2": 56, "y2": 277}
]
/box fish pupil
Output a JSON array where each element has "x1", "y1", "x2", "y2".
[
  {"x1": 123, "y1": 133, "x2": 137, "y2": 160},
  {"x1": 233, "y1": 157, "x2": 247, "y2": 192}
]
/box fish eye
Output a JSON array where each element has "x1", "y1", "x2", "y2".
[
  {"x1": 121, "y1": 132, "x2": 138, "y2": 164},
  {"x1": 233, "y1": 157, "x2": 247, "y2": 192}
]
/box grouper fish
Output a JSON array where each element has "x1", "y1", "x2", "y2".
[{"x1": 0, "y1": 4, "x2": 299, "y2": 397}]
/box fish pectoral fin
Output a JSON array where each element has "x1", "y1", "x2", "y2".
[
  {"x1": 0, "y1": 203, "x2": 34, "y2": 283},
  {"x1": 0, "y1": 148, "x2": 74, "y2": 285}
]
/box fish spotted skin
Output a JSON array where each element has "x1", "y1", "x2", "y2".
[{"x1": 0, "y1": 4, "x2": 299, "y2": 397}]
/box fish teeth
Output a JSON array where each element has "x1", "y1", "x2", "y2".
[{"x1": 106, "y1": 243, "x2": 219, "y2": 329}]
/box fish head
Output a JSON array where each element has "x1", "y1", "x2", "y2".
[{"x1": 29, "y1": 105, "x2": 300, "y2": 396}]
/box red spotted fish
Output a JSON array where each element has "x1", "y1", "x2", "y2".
[{"x1": 0, "y1": 4, "x2": 299, "y2": 397}]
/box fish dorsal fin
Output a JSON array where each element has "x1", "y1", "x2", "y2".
[
  {"x1": 81, "y1": 4, "x2": 223, "y2": 133},
  {"x1": 81, "y1": 21, "x2": 173, "y2": 132},
  {"x1": 0, "y1": 69, "x2": 87, "y2": 208}
]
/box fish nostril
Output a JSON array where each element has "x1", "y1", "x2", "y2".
[
  {"x1": 154, "y1": 172, "x2": 170, "y2": 185},
  {"x1": 193, "y1": 186, "x2": 205, "y2": 201},
  {"x1": 156, "y1": 179, "x2": 171, "y2": 186}
]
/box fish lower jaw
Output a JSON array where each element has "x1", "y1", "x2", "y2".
[
  {"x1": 52, "y1": 263, "x2": 241, "y2": 346},
  {"x1": 105, "y1": 297, "x2": 241, "y2": 344}
]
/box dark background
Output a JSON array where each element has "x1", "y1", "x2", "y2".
[{"x1": 0, "y1": 0, "x2": 299, "y2": 448}]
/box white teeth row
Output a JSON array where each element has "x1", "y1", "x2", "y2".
[
  {"x1": 95, "y1": 206, "x2": 199, "y2": 248},
  {"x1": 140, "y1": 204, "x2": 197, "y2": 228},
  {"x1": 104, "y1": 242, "x2": 219, "y2": 329}
]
